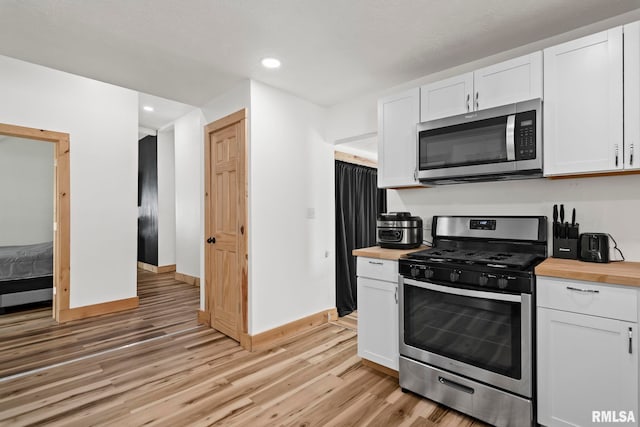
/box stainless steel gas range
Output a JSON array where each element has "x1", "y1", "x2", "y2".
[{"x1": 398, "y1": 216, "x2": 547, "y2": 427}]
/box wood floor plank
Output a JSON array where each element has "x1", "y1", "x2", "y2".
[{"x1": 0, "y1": 272, "x2": 490, "y2": 427}]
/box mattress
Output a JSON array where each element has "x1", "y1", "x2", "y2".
[{"x1": 0, "y1": 242, "x2": 53, "y2": 282}]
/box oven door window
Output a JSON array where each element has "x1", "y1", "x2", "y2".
[
  {"x1": 419, "y1": 116, "x2": 508, "y2": 170},
  {"x1": 404, "y1": 284, "x2": 521, "y2": 379}
]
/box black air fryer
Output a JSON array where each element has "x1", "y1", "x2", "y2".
[{"x1": 376, "y1": 212, "x2": 423, "y2": 249}]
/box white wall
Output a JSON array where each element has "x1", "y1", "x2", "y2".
[
  {"x1": 0, "y1": 55, "x2": 138, "y2": 308},
  {"x1": 249, "y1": 81, "x2": 335, "y2": 334},
  {"x1": 174, "y1": 109, "x2": 205, "y2": 278},
  {"x1": 199, "y1": 81, "x2": 252, "y2": 310},
  {"x1": 0, "y1": 137, "x2": 54, "y2": 246},
  {"x1": 157, "y1": 128, "x2": 176, "y2": 266},
  {"x1": 388, "y1": 175, "x2": 640, "y2": 261}
]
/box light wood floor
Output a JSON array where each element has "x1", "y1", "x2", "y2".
[
  {"x1": 0, "y1": 270, "x2": 199, "y2": 378},
  {"x1": 0, "y1": 272, "x2": 487, "y2": 426}
]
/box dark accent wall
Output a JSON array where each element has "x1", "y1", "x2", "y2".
[{"x1": 138, "y1": 135, "x2": 158, "y2": 266}]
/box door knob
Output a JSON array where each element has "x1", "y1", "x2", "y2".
[{"x1": 207, "y1": 236, "x2": 216, "y2": 244}]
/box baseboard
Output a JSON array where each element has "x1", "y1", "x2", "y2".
[
  {"x1": 174, "y1": 272, "x2": 200, "y2": 287},
  {"x1": 58, "y1": 296, "x2": 139, "y2": 322},
  {"x1": 138, "y1": 262, "x2": 176, "y2": 274},
  {"x1": 362, "y1": 359, "x2": 399, "y2": 378},
  {"x1": 243, "y1": 308, "x2": 337, "y2": 352},
  {"x1": 197, "y1": 309, "x2": 210, "y2": 326},
  {"x1": 157, "y1": 264, "x2": 177, "y2": 273}
]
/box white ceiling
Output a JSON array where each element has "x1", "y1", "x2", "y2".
[
  {"x1": 138, "y1": 92, "x2": 195, "y2": 130},
  {"x1": 1, "y1": 0, "x2": 640, "y2": 109}
]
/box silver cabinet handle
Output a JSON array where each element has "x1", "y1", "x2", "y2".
[
  {"x1": 566, "y1": 286, "x2": 600, "y2": 294},
  {"x1": 629, "y1": 327, "x2": 633, "y2": 354},
  {"x1": 475, "y1": 92, "x2": 479, "y2": 110},
  {"x1": 630, "y1": 143, "x2": 634, "y2": 167},
  {"x1": 466, "y1": 93, "x2": 470, "y2": 112},
  {"x1": 615, "y1": 144, "x2": 619, "y2": 167},
  {"x1": 394, "y1": 287, "x2": 398, "y2": 304},
  {"x1": 368, "y1": 260, "x2": 384, "y2": 265}
]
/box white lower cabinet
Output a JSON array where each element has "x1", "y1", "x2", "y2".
[
  {"x1": 356, "y1": 257, "x2": 399, "y2": 370},
  {"x1": 537, "y1": 277, "x2": 639, "y2": 426}
]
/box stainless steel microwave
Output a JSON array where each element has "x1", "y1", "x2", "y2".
[{"x1": 416, "y1": 98, "x2": 542, "y2": 185}]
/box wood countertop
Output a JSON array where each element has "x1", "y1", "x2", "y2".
[
  {"x1": 352, "y1": 245, "x2": 428, "y2": 261},
  {"x1": 535, "y1": 258, "x2": 640, "y2": 287}
]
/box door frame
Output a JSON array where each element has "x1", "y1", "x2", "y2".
[
  {"x1": 203, "y1": 109, "x2": 249, "y2": 346},
  {"x1": 0, "y1": 122, "x2": 71, "y2": 322}
]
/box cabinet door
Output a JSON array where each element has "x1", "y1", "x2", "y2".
[
  {"x1": 544, "y1": 27, "x2": 623, "y2": 176},
  {"x1": 378, "y1": 88, "x2": 420, "y2": 188},
  {"x1": 625, "y1": 21, "x2": 640, "y2": 171},
  {"x1": 473, "y1": 52, "x2": 542, "y2": 111},
  {"x1": 357, "y1": 277, "x2": 398, "y2": 370},
  {"x1": 420, "y1": 73, "x2": 473, "y2": 122},
  {"x1": 537, "y1": 308, "x2": 638, "y2": 427}
]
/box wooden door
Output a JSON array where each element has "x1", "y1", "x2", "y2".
[{"x1": 204, "y1": 110, "x2": 247, "y2": 342}]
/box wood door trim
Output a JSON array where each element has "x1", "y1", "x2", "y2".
[
  {"x1": 334, "y1": 151, "x2": 378, "y2": 168},
  {"x1": 204, "y1": 109, "x2": 248, "y2": 345},
  {"x1": 206, "y1": 109, "x2": 247, "y2": 133},
  {"x1": 0, "y1": 122, "x2": 70, "y2": 322}
]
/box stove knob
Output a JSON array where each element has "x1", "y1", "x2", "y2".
[
  {"x1": 478, "y1": 273, "x2": 488, "y2": 286},
  {"x1": 410, "y1": 266, "x2": 420, "y2": 278},
  {"x1": 424, "y1": 268, "x2": 434, "y2": 279},
  {"x1": 498, "y1": 276, "x2": 508, "y2": 289},
  {"x1": 450, "y1": 270, "x2": 460, "y2": 282}
]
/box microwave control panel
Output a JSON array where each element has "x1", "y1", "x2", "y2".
[{"x1": 514, "y1": 110, "x2": 536, "y2": 160}]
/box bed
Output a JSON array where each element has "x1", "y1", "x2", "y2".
[{"x1": 0, "y1": 242, "x2": 53, "y2": 311}]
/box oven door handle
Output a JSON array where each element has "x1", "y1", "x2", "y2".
[{"x1": 403, "y1": 278, "x2": 522, "y2": 303}]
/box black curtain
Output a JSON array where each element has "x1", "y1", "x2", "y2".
[{"x1": 335, "y1": 160, "x2": 386, "y2": 317}]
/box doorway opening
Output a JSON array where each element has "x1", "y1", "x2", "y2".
[{"x1": 0, "y1": 123, "x2": 70, "y2": 322}]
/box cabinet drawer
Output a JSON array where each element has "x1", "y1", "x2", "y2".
[
  {"x1": 537, "y1": 277, "x2": 638, "y2": 322},
  {"x1": 357, "y1": 257, "x2": 398, "y2": 282}
]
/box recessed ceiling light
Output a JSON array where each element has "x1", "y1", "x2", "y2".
[
  {"x1": 143, "y1": 105, "x2": 154, "y2": 112},
  {"x1": 261, "y1": 57, "x2": 281, "y2": 69}
]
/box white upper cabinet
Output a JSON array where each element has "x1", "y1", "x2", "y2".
[
  {"x1": 420, "y1": 52, "x2": 542, "y2": 122},
  {"x1": 378, "y1": 87, "x2": 420, "y2": 188},
  {"x1": 624, "y1": 21, "x2": 640, "y2": 171},
  {"x1": 420, "y1": 73, "x2": 473, "y2": 122},
  {"x1": 473, "y1": 52, "x2": 543, "y2": 111},
  {"x1": 544, "y1": 27, "x2": 624, "y2": 176}
]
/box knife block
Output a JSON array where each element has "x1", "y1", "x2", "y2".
[{"x1": 553, "y1": 237, "x2": 578, "y2": 259}]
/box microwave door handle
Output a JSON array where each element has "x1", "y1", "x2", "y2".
[{"x1": 506, "y1": 114, "x2": 516, "y2": 161}]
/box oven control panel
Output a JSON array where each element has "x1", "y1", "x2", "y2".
[{"x1": 470, "y1": 219, "x2": 496, "y2": 230}]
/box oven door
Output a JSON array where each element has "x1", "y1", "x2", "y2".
[{"x1": 399, "y1": 277, "x2": 532, "y2": 398}]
